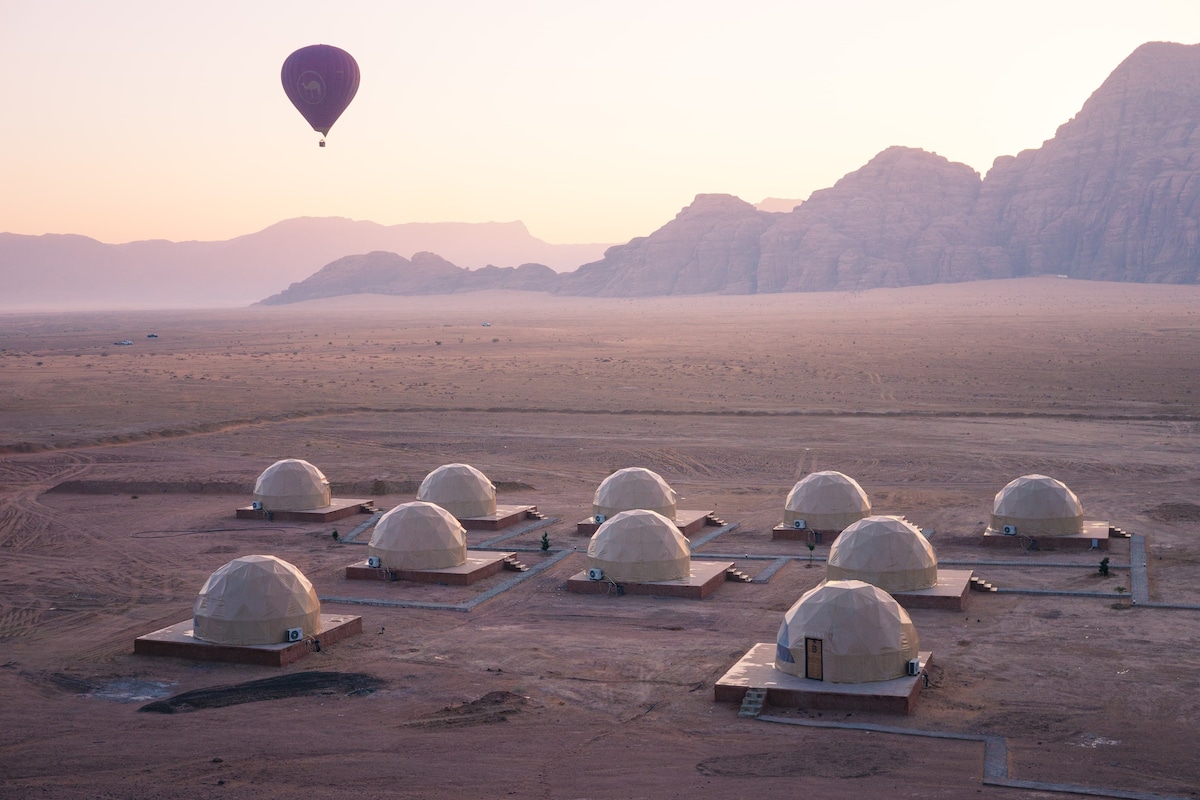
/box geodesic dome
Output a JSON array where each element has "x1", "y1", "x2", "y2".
[
  {"x1": 826, "y1": 516, "x2": 937, "y2": 592},
  {"x1": 369, "y1": 501, "x2": 467, "y2": 570},
  {"x1": 586, "y1": 509, "x2": 690, "y2": 582},
  {"x1": 991, "y1": 474, "x2": 1083, "y2": 536},
  {"x1": 775, "y1": 579, "x2": 919, "y2": 684},
  {"x1": 193, "y1": 555, "x2": 320, "y2": 646},
  {"x1": 417, "y1": 463, "x2": 497, "y2": 519},
  {"x1": 593, "y1": 467, "x2": 677, "y2": 520},
  {"x1": 253, "y1": 458, "x2": 331, "y2": 511},
  {"x1": 784, "y1": 471, "x2": 871, "y2": 530}
]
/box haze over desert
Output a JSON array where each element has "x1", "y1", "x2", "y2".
[{"x1": 2, "y1": 280, "x2": 1199, "y2": 798}]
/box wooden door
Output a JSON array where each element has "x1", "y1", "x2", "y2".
[{"x1": 805, "y1": 637, "x2": 823, "y2": 680}]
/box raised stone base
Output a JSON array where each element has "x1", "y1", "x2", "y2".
[
  {"x1": 891, "y1": 569, "x2": 972, "y2": 611},
  {"x1": 982, "y1": 520, "x2": 1110, "y2": 551},
  {"x1": 235, "y1": 498, "x2": 376, "y2": 522},
  {"x1": 566, "y1": 559, "x2": 733, "y2": 600},
  {"x1": 577, "y1": 509, "x2": 714, "y2": 537},
  {"x1": 715, "y1": 643, "x2": 932, "y2": 714},
  {"x1": 134, "y1": 614, "x2": 362, "y2": 667},
  {"x1": 344, "y1": 551, "x2": 513, "y2": 585},
  {"x1": 771, "y1": 525, "x2": 842, "y2": 544},
  {"x1": 459, "y1": 505, "x2": 539, "y2": 531}
]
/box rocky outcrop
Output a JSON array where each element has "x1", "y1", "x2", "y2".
[
  {"x1": 257, "y1": 251, "x2": 559, "y2": 305},
  {"x1": 555, "y1": 194, "x2": 779, "y2": 296},
  {"x1": 974, "y1": 41, "x2": 1200, "y2": 282},
  {"x1": 755, "y1": 147, "x2": 997, "y2": 291},
  {"x1": 552, "y1": 42, "x2": 1200, "y2": 296}
]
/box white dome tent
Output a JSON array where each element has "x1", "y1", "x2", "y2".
[
  {"x1": 586, "y1": 509, "x2": 690, "y2": 582},
  {"x1": 991, "y1": 474, "x2": 1084, "y2": 536},
  {"x1": 593, "y1": 467, "x2": 677, "y2": 521},
  {"x1": 193, "y1": 555, "x2": 321, "y2": 646},
  {"x1": 368, "y1": 501, "x2": 468, "y2": 570},
  {"x1": 826, "y1": 516, "x2": 938, "y2": 592},
  {"x1": 775, "y1": 579, "x2": 919, "y2": 683},
  {"x1": 417, "y1": 463, "x2": 497, "y2": 519},
  {"x1": 784, "y1": 471, "x2": 871, "y2": 531},
  {"x1": 253, "y1": 459, "x2": 331, "y2": 511}
]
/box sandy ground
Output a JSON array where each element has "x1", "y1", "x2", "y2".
[{"x1": 1, "y1": 278, "x2": 1199, "y2": 799}]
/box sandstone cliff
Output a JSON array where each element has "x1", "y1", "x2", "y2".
[
  {"x1": 551, "y1": 41, "x2": 1200, "y2": 297},
  {"x1": 974, "y1": 41, "x2": 1200, "y2": 282}
]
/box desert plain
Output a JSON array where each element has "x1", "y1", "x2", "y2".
[{"x1": 1, "y1": 277, "x2": 1199, "y2": 799}]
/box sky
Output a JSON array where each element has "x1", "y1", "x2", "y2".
[{"x1": 3, "y1": 1, "x2": 1200, "y2": 246}]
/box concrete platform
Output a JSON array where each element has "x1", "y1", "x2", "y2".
[
  {"x1": 715, "y1": 643, "x2": 932, "y2": 714},
  {"x1": 459, "y1": 504, "x2": 539, "y2": 531},
  {"x1": 235, "y1": 498, "x2": 376, "y2": 523},
  {"x1": 771, "y1": 524, "x2": 843, "y2": 544},
  {"x1": 577, "y1": 509, "x2": 715, "y2": 537},
  {"x1": 344, "y1": 551, "x2": 513, "y2": 585},
  {"x1": 982, "y1": 520, "x2": 1110, "y2": 552},
  {"x1": 892, "y1": 569, "x2": 972, "y2": 611},
  {"x1": 566, "y1": 559, "x2": 734, "y2": 600},
  {"x1": 134, "y1": 613, "x2": 362, "y2": 667}
]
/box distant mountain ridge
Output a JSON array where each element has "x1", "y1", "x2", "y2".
[
  {"x1": 7, "y1": 41, "x2": 1200, "y2": 309},
  {"x1": 258, "y1": 41, "x2": 1200, "y2": 304},
  {"x1": 0, "y1": 218, "x2": 610, "y2": 310}
]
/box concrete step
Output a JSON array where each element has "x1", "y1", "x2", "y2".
[
  {"x1": 738, "y1": 688, "x2": 767, "y2": 718},
  {"x1": 970, "y1": 576, "x2": 998, "y2": 592},
  {"x1": 706, "y1": 514, "x2": 726, "y2": 526},
  {"x1": 502, "y1": 556, "x2": 529, "y2": 572},
  {"x1": 725, "y1": 568, "x2": 753, "y2": 583}
]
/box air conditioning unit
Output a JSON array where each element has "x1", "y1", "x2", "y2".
[
  {"x1": 367, "y1": 556, "x2": 381, "y2": 568},
  {"x1": 792, "y1": 519, "x2": 806, "y2": 530},
  {"x1": 593, "y1": 514, "x2": 606, "y2": 525},
  {"x1": 587, "y1": 567, "x2": 603, "y2": 581},
  {"x1": 251, "y1": 501, "x2": 262, "y2": 510},
  {"x1": 906, "y1": 658, "x2": 920, "y2": 676},
  {"x1": 285, "y1": 627, "x2": 303, "y2": 643},
  {"x1": 1002, "y1": 525, "x2": 1017, "y2": 536}
]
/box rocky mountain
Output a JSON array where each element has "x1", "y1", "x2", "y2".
[
  {"x1": 973, "y1": 41, "x2": 1200, "y2": 282},
  {"x1": 257, "y1": 251, "x2": 558, "y2": 305},
  {"x1": 551, "y1": 41, "x2": 1200, "y2": 296},
  {"x1": 0, "y1": 218, "x2": 609, "y2": 310}
]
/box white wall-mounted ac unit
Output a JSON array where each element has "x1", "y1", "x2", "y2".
[
  {"x1": 251, "y1": 501, "x2": 262, "y2": 510},
  {"x1": 1002, "y1": 524, "x2": 1017, "y2": 536},
  {"x1": 587, "y1": 567, "x2": 603, "y2": 581},
  {"x1": 367, "y1": 556, "x2": 381, "y2": 568},
  {"x1": 593, "y1": 514, "x2": 606, "y2": 525},
  {"x1": 793, "y1": 519, "x2": 806, "y2": 530},
  {"x1": 285, "y1": 627, "x2": 303, "y2": 643},
  {"x1": 906, "y1": 658, "x2": 920, "y2": 676}
]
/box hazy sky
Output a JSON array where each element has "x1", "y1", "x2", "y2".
[{"x1": 4, "y1": 1, "x2": 1199, "y2": 246}]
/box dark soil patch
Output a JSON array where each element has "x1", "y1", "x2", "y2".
[
  {"x1": 403, "y1": 690, "x2": 529, "y2": 728},
  {"x1": 1146, "y1": 502, "x2": 1200, "y2": 522},
  {"x1": 697, "y1": 740, "x2": 903, "y2": 778},
  {"x1": 138, "y1": 671, "x2": 384, "y2": 713}
]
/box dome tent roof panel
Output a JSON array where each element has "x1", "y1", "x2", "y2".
[
  {"x1": 417, "y1": 463, "x2": 497, "y2": 519},
  {"x1": 826, "y1": 515, "x2": 938, "y2": 591},
  {"x1": 992, "y1": 474, "x2": 1084, "y2": 536},
  {"x1": 193, "y1": 554, "x2": 320, "y2": 646},
  {"x1": 369, "y1": 501, "x2": 467, "y2": 570},
  {"x1": 775, "y1": 579, "x2": 918, "y2": 683},
  {"x1": 593, "y1": 467, "x2": 677, "y2": 520},
  {"x1": 784, "y1": 470, "x2": 870, "y2": 529},
  {"x1": 586, "y1": 509, "x2": 690, "y2": 582},
  {"x1": 253, "y1": 458, "x2": 331, "y2": 511}
]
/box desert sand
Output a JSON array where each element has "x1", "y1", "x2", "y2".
[{"x1": 1, "y1": 278, "x2": 1199, "y2": 799}]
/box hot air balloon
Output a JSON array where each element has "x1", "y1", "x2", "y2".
[{"x1": 281, "y1": 45, "x2": 360, "y2": 147}]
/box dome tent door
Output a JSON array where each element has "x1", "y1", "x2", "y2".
[{"x1": 805, "y1": 637, "x2": 823, "y2": 681}]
